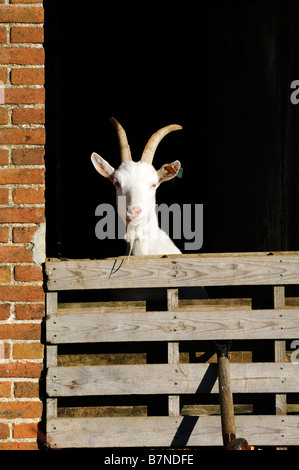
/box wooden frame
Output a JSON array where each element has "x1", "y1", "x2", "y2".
[{"x1": 45, "y1": 252, "x2": 299, "y2": 449}]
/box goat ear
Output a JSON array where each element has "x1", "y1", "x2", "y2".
[
  {"x1": 91, "y1": 152, "x2": 115, "y2": 180},
  {"x1": 157, "y1": 160, "x2": 181, "y2": 184}
]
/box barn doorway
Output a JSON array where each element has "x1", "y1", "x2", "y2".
[{"x1": 44, "y1": 1, "x2": 299, "y2": 260}]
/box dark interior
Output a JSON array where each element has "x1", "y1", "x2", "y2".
[{"x1": 45, "y1": 0, "x2": 299, "y2": 259}]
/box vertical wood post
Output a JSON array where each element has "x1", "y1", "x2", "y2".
[
  {"x1": 274, "y1": 286, "x2": 287, "y2": 450},
  {"x1": 46, "y1": 345, "x2": 58, "y2": 419},
  {"x1": 167, "y1": 288, "x2": 180, "y2": 416},
  {"x1": 274, "y1": 286, "x2": 286, "y2": 415},
  {"x1": 46, "y1": 293, "x2": 58, "y2": 440}
]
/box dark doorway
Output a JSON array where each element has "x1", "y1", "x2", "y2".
[{"x1": 45, "y1": 0, "x2": 299, "y2": 259}]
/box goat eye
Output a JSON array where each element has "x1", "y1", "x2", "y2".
[
  {"x1": 151, "y1": 184, "x2": 157, "y2": 188},
  {"x1": 113, "y1": 179, "x2": 120, "y2": 186}
]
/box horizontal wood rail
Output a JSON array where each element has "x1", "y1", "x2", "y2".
[
  {"x1": 47, "y1": 309, "x2": 299, "y2": 343},
  {"x1": 47, "y1": 415, "x2": 299, "y2": 448},
  {"x1": 45, "y1": 252, "x2": 299, "y2": 290},
  {"x1": 47, "y1": 362, "x2": 299, "y2": 396}
]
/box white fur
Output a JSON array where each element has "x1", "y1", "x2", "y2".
[{"x1": 91, "y1": 156, "x2": 181, "y2": 255}]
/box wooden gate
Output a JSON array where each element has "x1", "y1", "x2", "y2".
[{"x1": 45, "y1": 252, "x2": 299, "y2": 448}]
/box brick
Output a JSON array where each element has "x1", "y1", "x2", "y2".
[
  {"x1": 0, "y1": 442, "x2": 38, "y2": 450},
  {"x1": 0, "y1": 6, "x2": 44, "y2": 23},
  {"x1": 14, "y1": 381, "x2": 38, "y2": 398},
  {"x1": 0, "y1": 322, "x2": 41, "y2": 340},
  {"x1": 12, "y1": 147, "x2": 44, "y2": 165},
  {"x1": 0, "y1": 26, "x2": 7, "y2": 44},
  {"x1": 0, "y1": 381, "x2": 11, "y2": 398},
  {"x1": 0, "y1": 207, "x2": 45, "y2": 224},
  {"x1": 0, "y1": 362, "x2": 42, "y2": 378},
  {"x1": 0, "y1": 149, "x2": 8, "y2": 165},
  {"x1": 0, "y1": 108, "x2": 8, "y2": 125},
  {"x1": 4, "y1": 88, "x2": 45, "y2": 104},
  {"x1": 0, "y1": 245, "x2": 32, "y2": 263},
  {"x1": 13, "y1": 422, "x2": 38, "y2": 439},
  {"x1": 13, "y1": 342, "x2": 43, "y2": 359},
  {"x1": 0, "y1": 423, "x2": 9, "y2": 439},
  {"x1": 0, "y1": 303, "x2": 10, "y2": 320},
  {"x1": 0, "y1": 285, "x2": 44, "y2": 302},
  {"x1": 1, "y1": 341, "x2": 10, "y2": 359},
  {"x1": 14, "y1": 264, "x2": 43, "y2": 282},
  {"x1": 0, "y1": 266, "x2": 10, "y2": 283},
  {"x1": 0, "y1": 226, "x2": 9, "y2": 243},
  {"x1": 10, "y1": 67, "x2": 44, "y2": 85},
  {"x1": 10, "y1": 0, "x2": 43, "y2": 3},
  {"x1": 0, "y1": 187, "x2": 9, "y2": 204},
  {"x1": 0, "y1": 47, "x2": 44, "y2": 65},
  {"x1": 0, "y1": 168, "x2": 44, "y2": 184},
  {"x1": 0, "y1": 1, "x2": 45, "y2": 443},
  {"x1": 12, "y1": 225, "x2": 38, "y2": 243},
  {"x1": 0, "y1": 400, "x2": 42, "y2": 419},
  {"x1": 0, "y1": 67, "x2": 7, "y2": 84},
  {"x1": 12, "y1": 187, "x2": 44, "y2": 204},
  {"x1": 12, "y1": 107, "x2": 45, "y2": 124},
  {"x1": 11, "y1": 26, "x2": 44, "y2": 44},
  {"x1": 0, "y1": 128, "x2": 45, "y2": 144},
  {"x1": 14, "y1": 303, "x2": 44, "y2": 320}
]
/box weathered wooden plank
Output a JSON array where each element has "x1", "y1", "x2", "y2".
[
  {"x1": 274, "y1": 286, "x2": 287, "y2": 449},
  {"x1": 46, "y1": 415, "x2": 299, "y2": 448},
  {"x1": 46, "y1": 346, "x2": 57, "y2": 368},
  {"x1": 46, "y1": 362, "x2": 299, "y2": 397},
  {"x1": 274, "y1": 287, "x2": 287, "y2": 417},
  {"x1": 178, "y1": 298, "x2": 252, "y2": 311},
  {"x1": 46, "y1": 295, "x2": 58, "y2": 422},
  {"x1": 45, "y1": 253, "x2": 299, "y2": 290},
  {"x1": 46, "y1": 309, "x2": 299, "y2": 343},
  {"x1": 46, "y1": 292, "x2": 58, "y2": 314},
  {"x1": 167, "y1": 288, "x2": 180, "y2": 417},
  {"x1": 58, "y1": 298, "x2": 252, "y2": 315},
  {"x1": 59, "y1": 301, "x2": 146, "y2": 313}
]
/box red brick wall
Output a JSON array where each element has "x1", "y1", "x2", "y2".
[{"x1": 0, "y1": 1, "x2": 45, "y2": 450}]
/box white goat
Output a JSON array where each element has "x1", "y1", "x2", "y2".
[{"x1": 91, "y1": 117, "x2": 182, "y2": 256}]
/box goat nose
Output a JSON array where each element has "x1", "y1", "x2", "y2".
[{"x1": 127, "y1": 205, "x2": 142, "y2": 220}]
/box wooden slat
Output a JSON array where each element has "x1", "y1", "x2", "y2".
[
  {"x1": 45, "y1": 253, "x2": 299, "y2": 291},
  {"x1": 46, "y1": 293, "x2": 58, "y2": 423},
  {"x1": 58, "y1": 298, "x2": 252, "y2": 315},
  {"x1": 46, "y1": 292, "x2": 58, "y2": 315},
  {"x1": 46, "y1": 345, "x2": 58, "y2": 421},
  {"x1": 46, "y1": 362, "x2": 299, "y2": 397},
  {"x1": 46, "y1": 309, "x2": 299, "y2": 343},
  {"x1": 167, "y1": 288, "x2": 180, "y2": 416},
  {"x1": 274, "y1": 286, "x2": 287, "y2": 417},
  {"x1": 46, "y1": 415, "x2": 299, "y2": 448},
  {"x1": 274, "y1": 286, "x2": 287, "y2": 450},
  {"x1": 59, "y1": 301, "x2": 146, "y2": 313}
]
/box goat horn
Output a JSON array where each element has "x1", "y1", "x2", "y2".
[
  {"x1": 110, "y1": 117, "x2": 132, "y2": 162},
  {"x1": 140, "y1": 124, "x2": 182, "y2": 164}
]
